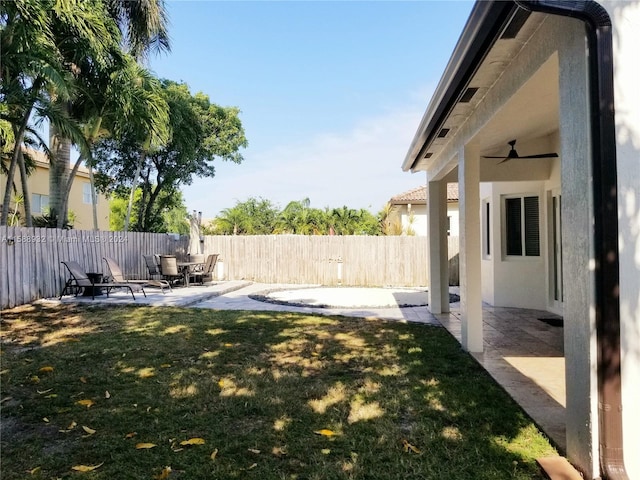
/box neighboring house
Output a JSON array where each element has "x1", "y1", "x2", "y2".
[
  {"x1": 402, "y1": 2, "x2": 638, "y2": 479},
  {"x1": 0, "y1": 149, "x2": 110, "y2": 230},
  {"x1": 389, "y1": 184, "x2": 459, "y2": 236}
]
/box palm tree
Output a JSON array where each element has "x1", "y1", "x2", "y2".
[
  {"x1": 46, "y1": 0, "x2": 171, "y2": 228},
  {"x1": 70, "y1": 56, "x2": 169, "y2": 231},
  {"x1": 216, "y1": 206, "x2": 249, "y2": 235},
  {"x1": 0, "y1": 0, "x2": 70, "y2": 225},
  {"x1": 102, "y1": 0, "x2": 170, "y2": 60}
]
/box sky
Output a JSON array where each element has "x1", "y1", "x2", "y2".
[{"x1": 149, "y1": 1, "x2": 475, "y2": 219}]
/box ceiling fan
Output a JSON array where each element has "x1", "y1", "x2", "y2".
[{"x1": 483, "y1": 139, "x2": 558, "y2": 164}]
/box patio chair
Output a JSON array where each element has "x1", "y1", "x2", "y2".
[
  {"x1": 59, "y1": 261, "x2": 146, "y2": 300},
  {"x1": 159, "y1": 255, "x2": 184, "y2": 287},
  {"x1": 189, "y1": 253, "x2": 219, "y2": 285},
  {"x1": 143, "y1": 255, "x2": 172, "y2": 291},
  {"x1": 104, "y1": 256, "x2": 171, "y2": 293}
]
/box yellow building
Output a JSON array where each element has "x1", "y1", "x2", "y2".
[{"x1": 0, "y1": 149, "x2": 110, "y2": 230}]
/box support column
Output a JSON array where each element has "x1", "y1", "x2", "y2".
[
  {"x1": 458, "y1": 144, "x2": 483, "y2": 353},
  {"x1": 427, "y1": 180, "x2": 450, "y2": 313}
]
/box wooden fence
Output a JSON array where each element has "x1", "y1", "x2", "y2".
[{"x1": 1, "y1": 226, "x2": 459, "y2": 309}]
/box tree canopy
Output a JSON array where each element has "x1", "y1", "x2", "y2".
[
  {"x1": 93, "y1": 80, "x2": 247, "y2": 232},
  {"x1": 205, "y1": 197, "x2": 395, "y2": 236}
]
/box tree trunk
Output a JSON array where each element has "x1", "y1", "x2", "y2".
[
  {"x1": 17, "y1": 149, "x2": 33, "y2": 227},
  {"x1": 89, "y1": 166, "x2": 98, "y2": 230},
  {"x1": 49, "y1": 124, "x2": 73, "y2": 228},
  {"x1": 142, "y1": 180, "x2": 163, "y2": 231},
  {"x1": 1, "y1": 112, "x2": 32, "y2": 225},
  {"x1": 125, "y1": 150, "x2": 147, "y2": 231},
  {"x1": 59, "y1": 154, "x2": 86, "y2": 229}
]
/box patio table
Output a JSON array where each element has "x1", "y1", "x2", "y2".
[
  {"x1": 177, "y1": 261, "x2": 205, "y2": 287},
  {"x1": 83, "y1": 272, "x2": 104, "y2": 296}
]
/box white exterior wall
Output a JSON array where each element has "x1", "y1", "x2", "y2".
[
  {"x1": 557, "y1": 17, "x2": 599, "y2": 478},
  {"x1": 478, "y1": 155, "x2": 561, "y2": 311},
  {"x1": 447, "y1": 204, "x2": 460, "y2": 237},
  {"x1": 480, "y1": 183, "x2": 495, "y2": 305},
  {"x1": 399, "y1": 203, "x2": 459, "y2": 237},
  {"x1": 400, "y1": 204, "x2": 427, "y2": 236},
  {"x1": 605, "y1": 2, "x2": 640, "y2": 478}
]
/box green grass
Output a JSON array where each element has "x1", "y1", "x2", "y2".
[{"x1": 0, "y1": 303, "x2": 556, "y2": 479}]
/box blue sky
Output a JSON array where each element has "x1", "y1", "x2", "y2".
[{"x1": 149, "y1": 1, "x2": 474, "y2": 219}]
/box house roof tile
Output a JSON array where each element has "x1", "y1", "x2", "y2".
[{"x1": 389, "y1": 184, "x2": 458, "y2": 205}]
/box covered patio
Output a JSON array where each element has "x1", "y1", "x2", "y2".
[{"x1": 435, "y1": 305, "x2": 566, "y2": 452}]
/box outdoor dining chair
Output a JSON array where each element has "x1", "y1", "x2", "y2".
[
  {"x1": 104, "y1": 257, "x2": 171, "y2": 293},
  {"x1": 59, "y1": 261, "x2": 146, "y2": 300},
  {"x1": 159, "y1": 255, "x2": 184, "y2": 286},
  {"x1": 189, "y1": 253, "x2": 219, "y2": 285}
]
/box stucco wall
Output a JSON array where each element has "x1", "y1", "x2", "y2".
[
  {"x1": 0, "y1": 162, "x2": 110, "y2": 230},
  {"x1": 398, "y1": 203, "x2": 459, "y2": 237},
  {"x1": 605, "y1": 1, "x2": 640, "y2": 478},
  {"x1": 557, "y1": 16, "x2": 599, "y2": 478}
]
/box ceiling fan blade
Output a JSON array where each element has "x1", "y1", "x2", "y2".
[
  {"x1": 518, "y1": 153, "x2": 558, "y2": 159},
  {"x1": 482, "y1": 155, "x2": 509, "y2": 159}
]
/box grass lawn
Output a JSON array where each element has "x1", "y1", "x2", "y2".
[{"x1": 0, "y1": 303, "x2": 556, "y2": 479}]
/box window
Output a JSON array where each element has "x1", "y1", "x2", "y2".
[
  {"x1": 83, "y1": 183, "x2": 97, "y2": 205},
  {"x1": 505, "y1": 195, "x2": 539, "y2": 256},
  {"x1": 482, "y1": 200, "x2": 491, "y2": 257},
  {"x1": 32, "y1": 194, "x2": 49, "y2": 214}
]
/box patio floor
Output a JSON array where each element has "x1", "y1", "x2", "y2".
[
  {"x1": 49, "y1": 281, "x2": 566, "y2": 452},
  {"x1": 435, "y1": 306, "x2": 566, "y2": 453}
]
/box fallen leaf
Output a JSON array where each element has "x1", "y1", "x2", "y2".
[
  {"x1": 180, "y1": 438, "x2": 205, "y2": 446},
  {"x1": 154, "y1": 466, "x2": 172, "y2": 480},
  {"x1": 80, "y1": 376, "x2": 87, "y2": 383},
  {"x1": 247, "y1": 463, "x2": 257, "y2": 470},
  {"x1": 82, "y1": 426, "x2": 96, "y2": 435},
  {"x1": 272, "y1": 446, "x2": 287, "y2": 456},
  {"x1": 45, "y1": 394, "x2": 57, "y2": 398},
  {"x1": 321, "y1": 448, "x2": 331, "y2": 455},
  {"x1": 402, "y1": 439, "x2": 421, "y2": 454},
  {"x1": 248, "y1": 448, "x2": 260, "y2": 454},
  {"x1": 105, "y1": 390, "x2": 111, "y2": 399},
  {"x1": 27, "y1": 466, "x2": 41, "y2": 475},
  {"x1": 218, "y1": 379, "x2": 225, "y2": 387},
  {"x1": 39, "y1": 366, "x2": 54, "y2": 373},
  {"x1": 125, "y1": 432, "x2": 137, "y2": 439},
  {"x1": 60, "y1": 421, "x2": 77, "y2": 432},
  {"x1": 136, "y1": 443, "x2": 157, "y2": 449},
  {"x1": 71, "y1": 463, "x2": 103, "y2": 472},
  {"x1": 161, "y1": 364, "x2": 171, "y2": 368},
  {"x1": 224, "y1": 343, "x2": 233, "y2": 347},
  {"x1": 30, "y1": 375, "x2": 40, "y2": 383},
  {"x1": 77, "y1": 399, "x2": 94, "y2": 408},
  {"x1": 37, "y1": 388, "x2": 53, "y2": 394},
  {"x1": 43, "y1": 417, "x2": 49, "y2": 423},
  {"x1": 314, "y1": 429, "x2": 337, "y2": 437},
  {"x1": 210, "y1": 449, "x2": 218, "y2": 460}
]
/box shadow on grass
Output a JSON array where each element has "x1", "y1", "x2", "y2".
[{"x1": 0, "y1": 303, "x2": 556, "y2": 479}]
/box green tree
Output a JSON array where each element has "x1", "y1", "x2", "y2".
[
  {"x1": 0, "y1": 0, "x2": 73, "y2": 226},
  {"x1": 43, "y1": 0, "x2": 170, "y2": 228},
  {"x1": 94, "y1": 80, "x2": 247, "y2": 232},
  {"x1": 212, "y1": 197, "x2": 278, "y2": 235},
  {"x1": 109, "y1": 187, "x2": 188, "y2": 234}
]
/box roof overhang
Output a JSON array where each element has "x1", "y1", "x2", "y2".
[{"x1": 402, "y1": 1, "x2": 547, "y2": 172}]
